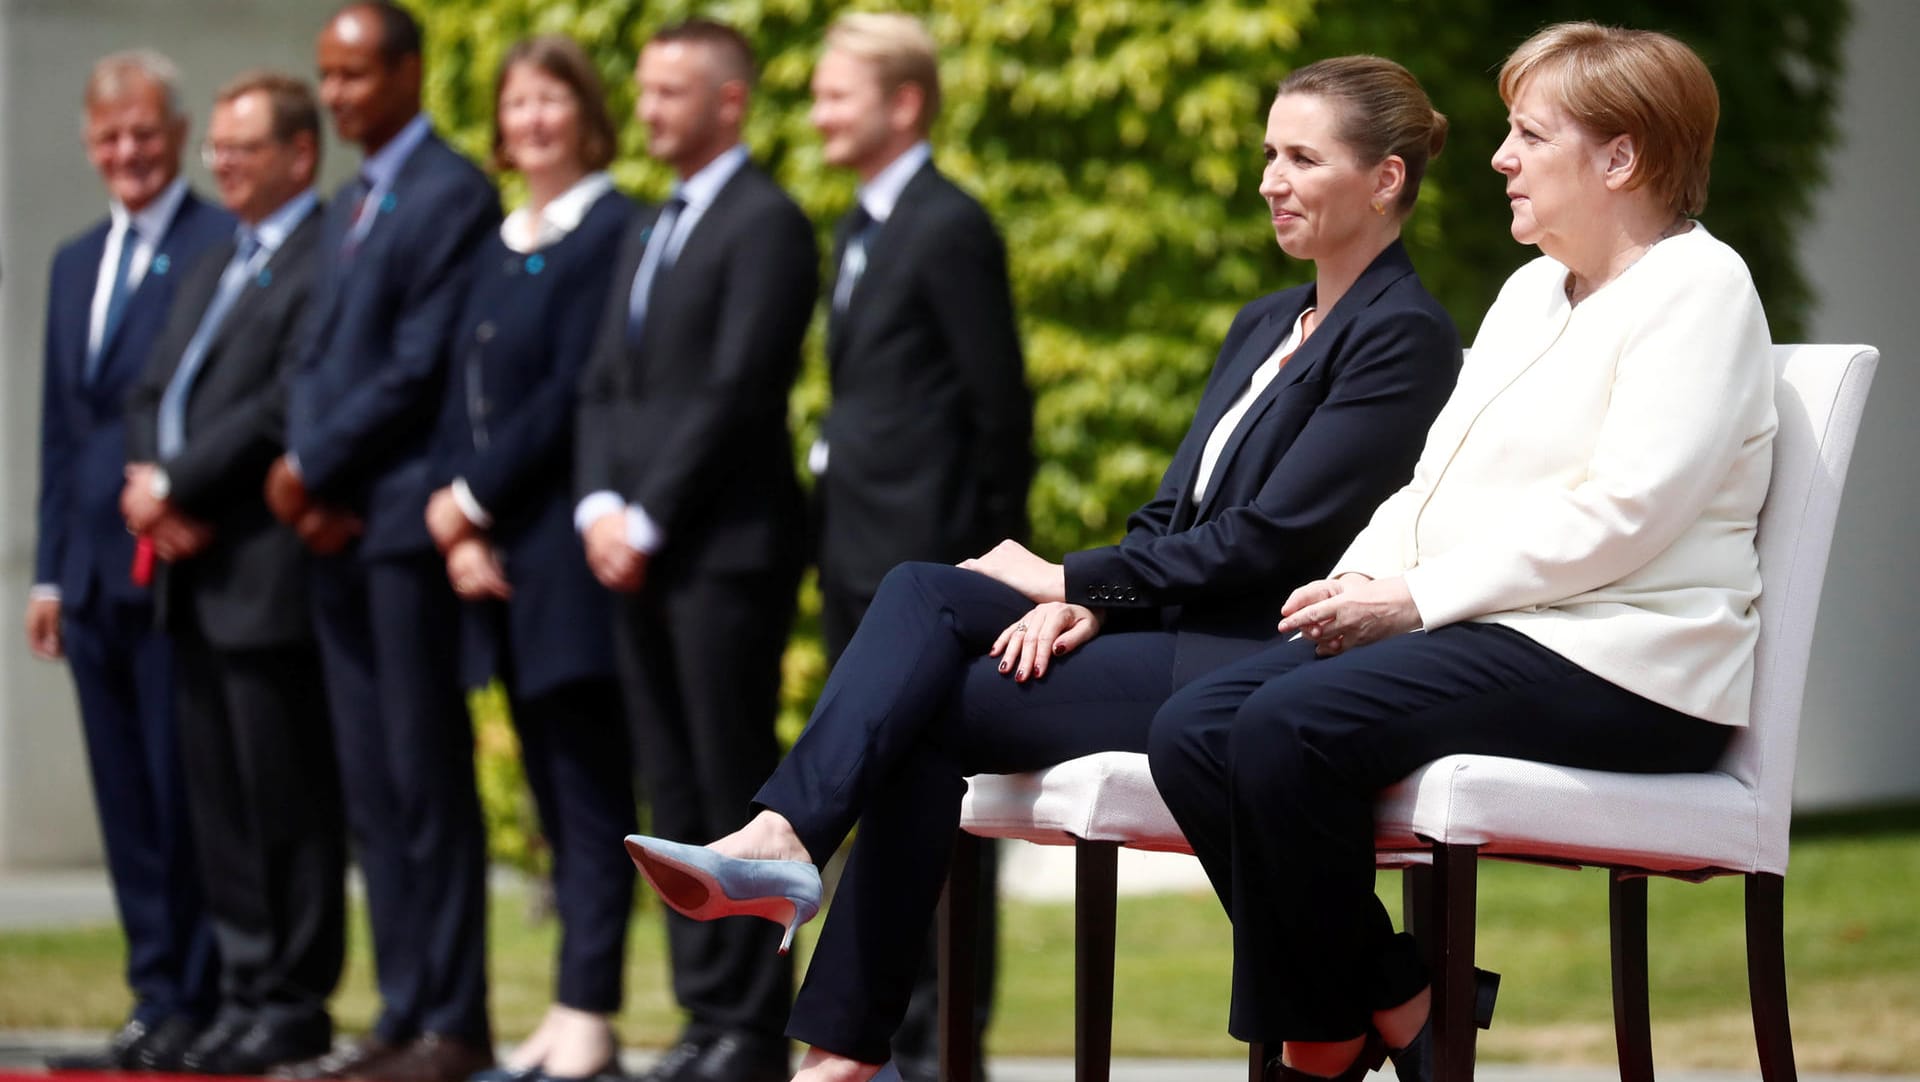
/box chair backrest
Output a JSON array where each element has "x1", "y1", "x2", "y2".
[{"x1": 1727, "y1": 344, "x2": 1879, "y2": 873}]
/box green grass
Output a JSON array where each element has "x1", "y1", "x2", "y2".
[{"x1": 4, "y1": 816, "x2": 1917, "y2": 1073}]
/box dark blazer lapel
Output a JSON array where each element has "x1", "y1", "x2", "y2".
[
  {"x1": 207, "y1": 206, "x2": 322, "y2": 358},
  {"x1": 1168, "y1": 297, "x2": 1305, "y2": 524},
  {"x1": 841, "y1": 161, "x2": 933, "y2": 327},
  {"x1": 97, "y1": 194, "x2": 203, "y2": 369},
  {"x1": 824, "y1": 207, "x2": 864, "y2": 367},
  {"x1": 1192, "y1": 241, "x2": 1416, "y2": 519},
  {"x1": 62, "y1": 226, "x2": 109, "y2": 383},
  {"x1": 309, "y1": 191, "x2": 361, "y2": 331}
]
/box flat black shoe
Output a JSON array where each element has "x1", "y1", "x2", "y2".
[
  {"x1": 181, "y1": 1011, "x2": 255, "y2": 1073},
  {"x1": 134, "y1": 1015, "x2": 204, "y2": 1072},
  {"x1": 635, "y1": 1038, "x2": 707, "y2": 1082},
  {"x1": 690, "y1": 1032, "x2": 785, "y2": 1082},
  {"x1": 47, "y1": 1019, "x2": 150, "y2": 1071},
  {"x1": 205, "y1": 1019, "x2": 335, "y2": 1076}
]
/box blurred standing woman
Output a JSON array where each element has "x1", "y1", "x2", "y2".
[
  {"x1": 626, "y1": 56, "x2": 1461, "y2": 1082},
  {"x1": 424, "y1": 35, "x2": 636, "y2": 1082},
  {"x1": 1149, "y1": 24, "x2": 1775, "y2": 1082}
]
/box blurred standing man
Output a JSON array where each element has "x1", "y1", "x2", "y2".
[
  {"x1": 575, "y1": 19, "x2": 816, "y2": 1082},
  {"x1": 28, "y1": 49, "x2": 228, "y2": 1073},
  {"x1": 122, "y1": 71, "x2": 344, "y2": 1076},
  {"x1": 265, "y1": 5, "x2": 500, "y2": 1080},
  {"x1": 807, "y1": 15, "x2": 1030, "y2": 1078}
]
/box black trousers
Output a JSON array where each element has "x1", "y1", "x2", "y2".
[
  {"x1": 63, "y1": 599, "x2": 216, "y2": 1025},
  {"x1": 759, "y1": 562, "x2": 1212, "y2": 1064},
  {"x1": 172, "y1": 617, "x2": 343, "y2": 1026},
  {"x1": 822, "y1": 572, "x2": 997, "y2": 1079},
  {"x1": 1146, "y1": 624, "x2": 1735, "y2": 1045},
  {"x1": 615, "y1": 566, "x2": 800, "y2": 1041},
  {"x1": 509, "y1": 677, "x2": 636, "y2": 1012},
  {"x1": 310, "y1": 552, "x2": 489, "y2": 1045}
]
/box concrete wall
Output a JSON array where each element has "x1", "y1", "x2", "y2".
[
  {"x1": 1791, "y1": 0, "x2": 1920, "y2": 810},
  {"x1": 0, "y1": 0, "x2": 352, "y2": 867}
]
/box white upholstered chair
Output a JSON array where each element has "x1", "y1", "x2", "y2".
[{"x1": 941, "y1": 343, "x2": 1881, "y2": 1082}]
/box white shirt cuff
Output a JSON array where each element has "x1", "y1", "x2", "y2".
[
  {"x1": 574, "y1": 491, "x2": 626, "y2": 534},
  {"x1": 574, "y1": 490, "x2": 665, "y2": 554},
  {"x1": 451, "y1": 478, "x2": 493, "y2": 529},
  {"x1": 285, "y1": 452, "x2": 303, "y2": 479},
  {"x1": 625, "y1": 505, "x2": 664, "y2": 555},
  {"x1": 29, "y1": 585, "x2": 62, "y2": 603},
  {"x1": 807, "y1": 438, "x2": 830, "y2": 476}
]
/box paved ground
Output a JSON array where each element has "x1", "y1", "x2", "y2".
[{"x1": 4, "y1": 1034, "x2": 1917, "y2": 1082}]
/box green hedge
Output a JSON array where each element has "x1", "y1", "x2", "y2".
[{"x1": 409, "y1": 0, "x2": 1845, "y2": 867}]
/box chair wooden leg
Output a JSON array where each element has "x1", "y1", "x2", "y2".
[
  {"x1": 1248, "y1": 1041, "x2": 1268, "y2": 1082},
  {"x1": 1075, "y1": 840, "x2": 1119, "y2": 1082},
  {"x1": 1747, "y1": 873, "x2": 1799, "y2": 1082},
  {"x1": 938, "y1": 830, "x2": 983, "y2": 1082},
  {"x1": 1430, "y1": 843, "x2": 1480, "y2": 1082},
  {"x1": 1402, "y1": 863, "x2": 1434, "y2": 947},
  {"x1": 1609, "y1": 872, "x2": 1655, "y2": 1082}
]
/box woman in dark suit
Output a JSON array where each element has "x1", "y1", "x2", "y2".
[
  {"x1": 627, "y1": 57, "x2": 1460, "y2": 1082},
  {"x1": 423, "y1": 36, "x2": 635, "y2": 1082}
]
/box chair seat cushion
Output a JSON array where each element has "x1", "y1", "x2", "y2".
[
  {"x1": 962, "y1": 751, "x2": 1772, "y2": 876},
  {"x1": 961, "y1": 752, "x2": 1190, "y2": 851},
  {"x1": 1377, "y1": 754, "x2": 1768, "y2": 875}
]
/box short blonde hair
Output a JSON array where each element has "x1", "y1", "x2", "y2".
[
  {"x1": 86, "y1": 49, "x2": 183, "y2": 121},
  {"x1": 824, "y1": 12, "x2": 941, "y2": 134},
  {"x1": 1499, "y1": 22, "x2": 1719, "y2": 216}
]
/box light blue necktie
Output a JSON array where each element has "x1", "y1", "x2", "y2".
[
  {"x1": 157, "y1": 232, "x2": 261, "y2": 458},
  {"x1": 625, "y1": 194, "x2": 687, "y2": 345},
  {"x1": 88, "y1": 226, "x2": 140, "y2": 383}
]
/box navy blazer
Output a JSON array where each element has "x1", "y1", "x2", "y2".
[
  {"x1": 286, "y1": 131, "x2": 500, "y2": 559},
  {"x1": 1062, "y1": 240, "x2": 1461, "y2": 683},
  {"x1": 127, "y1": 205, "x2": 324, "y2": 649},
  {"x1": 35, "y1": 189, "x2": 234, "y2": 612},
  {"x1": 575, "y1": 163, "x2": 816, "y2": 578},
  {"x1": 431, "y1": 189, "x2": 634, "y2": 697},
  {"x1": 819, "y1": 162, "x2": 1033, "y2": 596}
]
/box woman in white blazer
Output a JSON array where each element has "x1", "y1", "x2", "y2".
[{"x1": 1148, "y1": 23, "x2": 1776, "y2": 1082}]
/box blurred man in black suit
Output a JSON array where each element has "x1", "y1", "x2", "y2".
[
  {"x1": 807, "y1": 15, "x2": 1031, "y2": 1078},
  {"x1": 265, "y1": 5, "x2": 500, "y2": 1079},
  {"x1": 123, "y1": 70, "x2": 342, "y2": 1076},
  {"x1": 574, "y1": 19, "x2": 816, "y2": 1082}
]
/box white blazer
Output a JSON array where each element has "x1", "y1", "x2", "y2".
[{"x1": 1336, "y1": 224, "x2": 1776, "y2": 726}]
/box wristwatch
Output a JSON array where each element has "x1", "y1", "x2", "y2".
[{"x1": 149, "y1": 467, "x2": 171, "y2": 501}]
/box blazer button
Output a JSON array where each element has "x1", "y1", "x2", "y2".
[{"x1": 475, "y1": 321, "x2": 496, "y2": 343}]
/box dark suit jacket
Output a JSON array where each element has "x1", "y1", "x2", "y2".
[
  {"x1": 1062, "y1": 240, "x2": 1461, "y2": 683},
  {"x1": 126, "y1": 203, "x2": 323, "y2": 649},
  {"x1": 819, "y1": 161, "x2": 1032, "y2": 596},
  {"x1": 431, "y1": 189, "x2": 635, "y2": 697},
  {"x1": 575, "y1": 163, "x2": 817, "y2": 578},
  {"x1": 35, "y1": 190, "x2": 234, "y2": 613},
  {"x1": 286, "y1": 132, "x2": 501, "y2": 559}
]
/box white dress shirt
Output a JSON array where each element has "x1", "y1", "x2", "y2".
[
  {"x1": 88, "y1": 177, "x2": 189, "y2": 360},
  {"x1": 1191, "y1": 307, "x2": 1310, "y2": 502}
]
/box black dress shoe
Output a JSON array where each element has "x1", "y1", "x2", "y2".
[
  {"x1": 690, "y1": 1032, "x2": 785, "y2": 1082},
  {"x1": 134, "y1": 1015, "x2": 206, "y2": 1072},
  {"x1": 635, "y1": 1037, "x2": 707, "y2": 1082},
  {"x1": 181, "y1": 1011, "x2": 256, "y2": 1073},
  {"x1": 270, "y1": 1035, "x2": 406, "y2": 1080},
  {"x1": 46, "y1": 1019, "x2": 150, "y2": 1071},
  {"x1": 201, "y1": 1018, "x2": 335, "y2": 1076},
  {"x1": 374, "y1": 1033, "x2": 496, "y2": 1082}
]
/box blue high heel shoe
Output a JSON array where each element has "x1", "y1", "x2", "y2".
[{"x1": 623, "y1": 834, "x2": 822, "y2": 954}]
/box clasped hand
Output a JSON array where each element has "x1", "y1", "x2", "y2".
[
  {"x1": 1276, "y1": 574, "x2": 1422, "y2": 657},
  {"x1": 989, "y1": 602, "x2": 1104, "y2": 682},
  {"x1": 120, "y1": 463, "x2": 213, "y2": 561}
]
